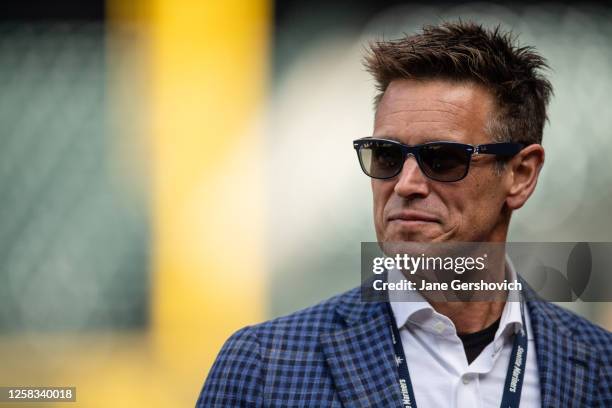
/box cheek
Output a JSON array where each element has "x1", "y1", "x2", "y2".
[
  {"x1": 437, "y1": 190, "x2": 464, "y2": 226},
  {"x1": 371, "y1": 181, "x2": 393, "y2": 223},
  {"x1": 445, "y1": 176, "x2": 504, "y2": 231},
  {"x1": 434, "y1": 180, "x2": 484, "y2": 226}
]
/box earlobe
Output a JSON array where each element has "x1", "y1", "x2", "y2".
[{"x1": 505, "y1": 144, "x2": 545, "y2": 210}]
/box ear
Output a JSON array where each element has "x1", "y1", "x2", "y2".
[{"x1": 505, "y1": 144, "x2": 545, "y2": 210}]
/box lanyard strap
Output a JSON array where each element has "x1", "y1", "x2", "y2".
[{"x1": 386, "y1": 300, "x2": 528, "y2": 408}]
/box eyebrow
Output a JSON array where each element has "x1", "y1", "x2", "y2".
[
  {"x1": 372, "y1": 134, "x2": 401, "y2": 142},
  {"x1": 371, "y1": 134, "x2": 465, "y2": 144}
]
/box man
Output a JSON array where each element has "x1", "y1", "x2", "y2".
[{"x1": 197, "y1": 22, "x2": 612, "y2": 407}]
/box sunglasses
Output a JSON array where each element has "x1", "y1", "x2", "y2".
[{"x1": 353, "y1": 138, "x2": 526, "y2": 182}]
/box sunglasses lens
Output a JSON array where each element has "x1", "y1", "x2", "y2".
[
  {"x1": 358, "y1": 141, "x2": 403, "y2": 179},
  {"x1": 419, "y1": 143, "x2": 470, "y2": 181}
]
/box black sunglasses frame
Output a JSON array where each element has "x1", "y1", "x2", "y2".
[{"x1": 352, "y1": 137, "x2": 526, "y2": 182}]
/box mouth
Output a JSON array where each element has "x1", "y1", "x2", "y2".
[{"x1": 387, "y1": 211, "x2": 440, "y2": 225}]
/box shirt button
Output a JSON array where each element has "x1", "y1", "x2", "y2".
[
  {"x1": 462, "y1": 375, "x2": 472, "y2": 384},
  {"x1": 434, "y1": 321, "x2": 445, "y2": 334}
]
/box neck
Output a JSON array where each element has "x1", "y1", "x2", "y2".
[
  {"x1": 429, "y1": 300, "x2": 505, "y2": 334},
  {"x1": 433, "y1": 228, "x2": 510, "y2": 334}
]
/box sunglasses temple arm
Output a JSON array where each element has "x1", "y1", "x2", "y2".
[{"x1": 475, "y1": 143, "x2": 524, "y2": 156}]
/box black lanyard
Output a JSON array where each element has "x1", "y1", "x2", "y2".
[{"x1": 386, "y1": 300, "x2": 528, "y2": 408}]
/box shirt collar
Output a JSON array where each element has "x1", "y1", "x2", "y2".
[{"x1": 389, "y1": 254, "x2": 523, "y2": 339}]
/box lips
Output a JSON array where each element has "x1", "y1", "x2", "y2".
[{"x1": 387, "y1": 211, "x2": 440, "y2": 224}]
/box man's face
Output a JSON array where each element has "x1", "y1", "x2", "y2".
[{"x1": 372, "y1": 79, "x2": 510, "y2": 243}]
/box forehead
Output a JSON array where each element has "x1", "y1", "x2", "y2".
[{"x1": 373, "y1": 79, "x2": 495, "y2": 145}]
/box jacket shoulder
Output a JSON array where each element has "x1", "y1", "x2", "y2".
[
  {"x1": 196, "y1": 325, "x2": 262, "y2": 407},
  {"x1": 536, "y1": 301, "x2": 612, "y2": 354},
  {"x1": 251, "y1": 286, "x2": 359, "y2": 337},
  {"x1": 196, "y1": 287, "x2": 360, "y2": 407}
]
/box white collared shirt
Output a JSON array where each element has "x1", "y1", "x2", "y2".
[{"x1": 389, "y1": 260, "x2": 541, "y2": 408}]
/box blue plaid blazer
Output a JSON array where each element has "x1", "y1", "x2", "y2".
[{"x1": 197, "y1": 284, "x2": 612, "y2": 407}]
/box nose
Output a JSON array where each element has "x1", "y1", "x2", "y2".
[{"x1": 393, "y1": 154, "x2": 430, "y2": 198}]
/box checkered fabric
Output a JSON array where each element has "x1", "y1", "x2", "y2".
[{"x1": 197, "y1": 284, "x2": 612, "y2": 407}]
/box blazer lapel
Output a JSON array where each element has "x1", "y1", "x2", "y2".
[
  {"x1": 320, "y1": 291, "x2": 403, "y2": 408},
  {"x1": 527, "y1": 298, "x2": 600, "y2": 407}
]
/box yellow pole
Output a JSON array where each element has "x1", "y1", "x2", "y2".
[
  {"x1": 147, "y1": 0, "x2": 269, "y2": 378},
  {"x1": 110, "y1": 0, "x2": 270, "y2": 403}
]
